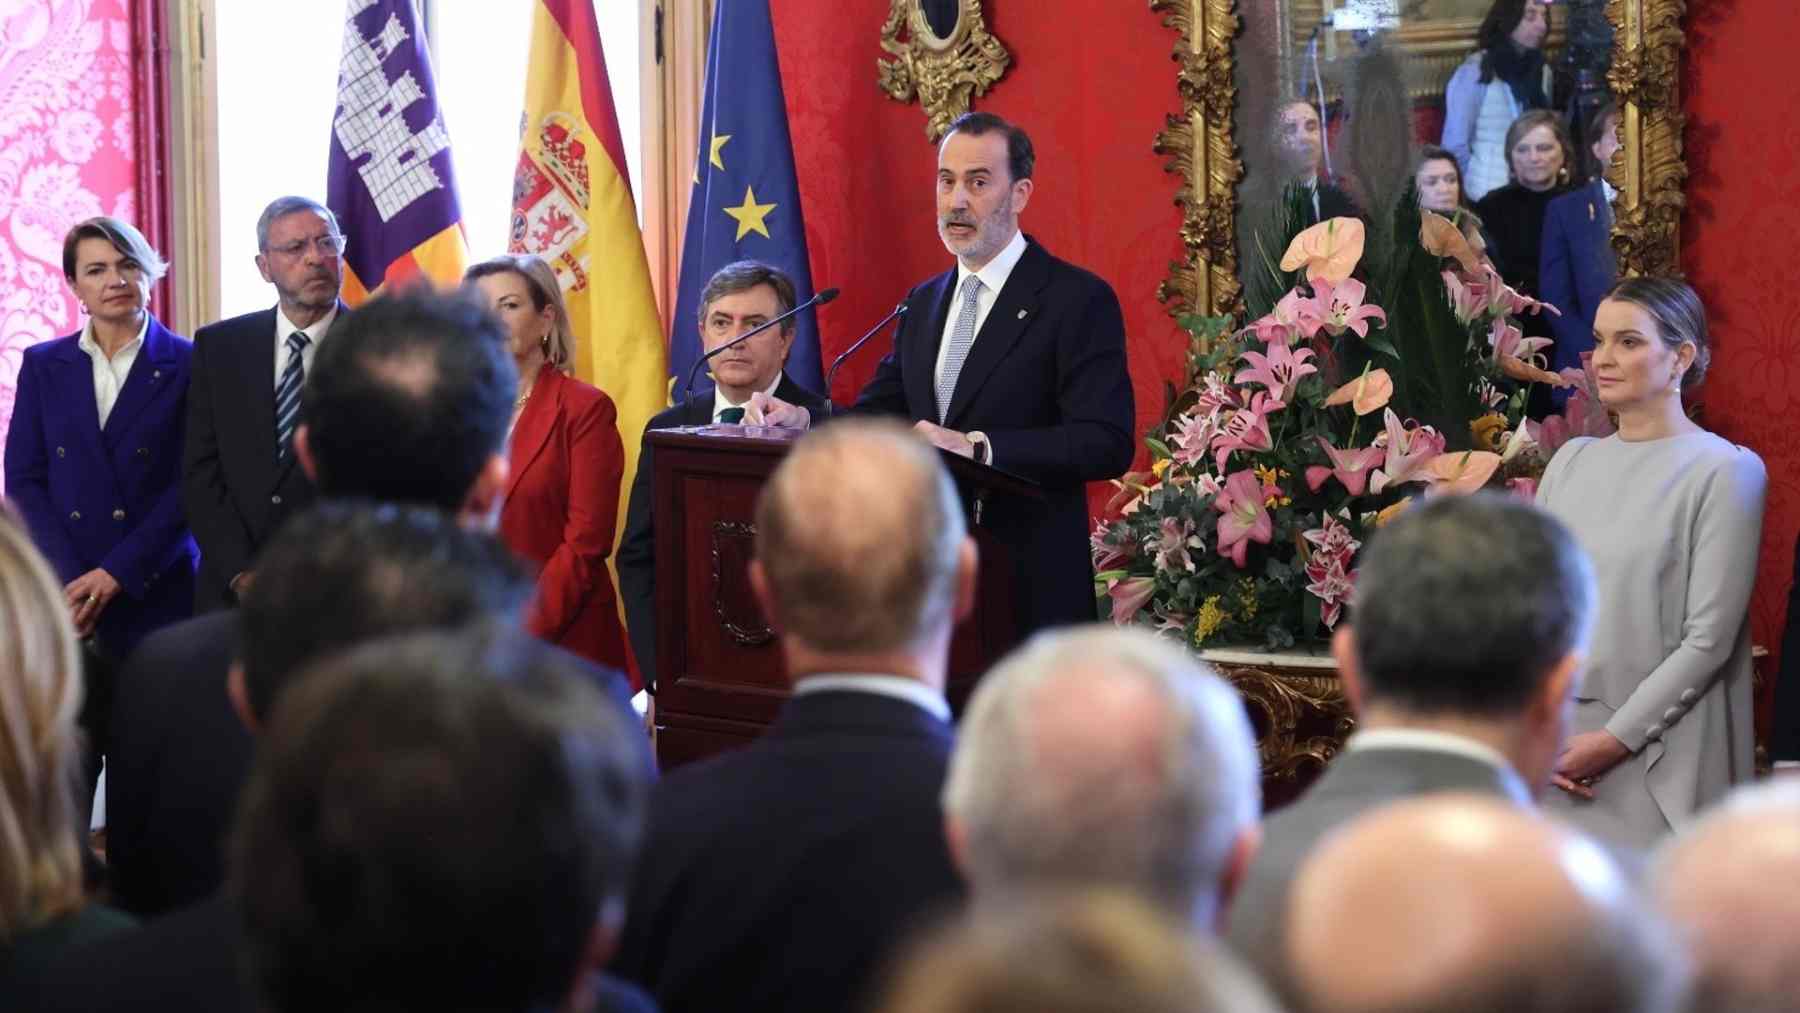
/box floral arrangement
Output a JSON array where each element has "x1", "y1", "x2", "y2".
[{"x1": 1094, "y1": 211, "x2": 1614, "y2": 649}]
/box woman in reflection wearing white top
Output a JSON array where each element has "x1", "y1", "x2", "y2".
[
  {"x1": 3, "y1": 217, "x2": 196, "y2": 663},
  {"x1": 1442, "y1": 0, "x2": 1552, "y2": 202},
  {"x1": 1536, "y1": 277, "x2": 1765, "y2": 847}
]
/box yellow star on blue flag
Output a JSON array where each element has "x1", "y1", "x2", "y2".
[{"x1": 723, "y1": 186, "x2": 777, "y2": 241}]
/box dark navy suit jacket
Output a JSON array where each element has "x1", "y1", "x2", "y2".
[
  {"x1": 182, "y1": 306, "x2": 333, "y2": 612},
  {"x1": 611, "y1": 689, "x2": 963, "y2": 1013},
  {"x1": 1540, "y1": 180, "x2": 1619, "y2": 381},
  {"x1": 4, "y1": 318, "x2": 196, "y2": 656},
  {"x1": 851, "y1": 237, "x2": 1136, "y2": 634}
]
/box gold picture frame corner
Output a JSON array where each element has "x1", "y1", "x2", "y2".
[{"x1": 876, "y1": 0, "x2": 1014, "y2": 142}]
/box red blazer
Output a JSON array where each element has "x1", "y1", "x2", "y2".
[{"x1": 500, "y1": 367, "x2": 630, "y2": 678}]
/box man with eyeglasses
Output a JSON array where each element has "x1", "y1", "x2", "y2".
[{"x1": 182, "y1": 196, "x2": 347, "y2": 612}]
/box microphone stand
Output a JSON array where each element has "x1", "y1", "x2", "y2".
[
  {"x1": 824, "y1": 300, "x2": 909, "y2": 402},
  {"x1": 682, "y1": 287, "x2": 839, "y2": 404}
]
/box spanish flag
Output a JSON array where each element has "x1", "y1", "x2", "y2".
[
  {"x1": 326, "y1": 0, "x2": 468, "y2": 303},
  {"x1": 512, "y1": 0, "x2": 667, "y2": 660}
]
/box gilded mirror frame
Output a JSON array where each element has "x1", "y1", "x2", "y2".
[
  {"x1": 1151, "y1": 0, "x2": 1689, "y2": 321},
  {"x1": 878, "y1": 0, "x2": 1013, "y2": 141}
]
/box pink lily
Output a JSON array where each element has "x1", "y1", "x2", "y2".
[
  {"x1": 1234, "y1": 340, "x2": 1318, "y2": 407},
  {"x1": 1506, "y1": 476, "x2": 1539, "y2": 501},
  {"x1": 1488, "y1": 316, "x2": 1553, "y2": 362},
  {"x1": 1192, "y1": 370, "x2": 1243, "y2": 418},
  {"x1": 1368, "y1": 408, "x2": 1447, "y2": 493},
  {"x1": 1210, "y1": 391, "x2": 1277, "y2": 472},
  {"x1": 1479, "y1": 264, "x2": 1561, "y2": 318},
  {"x1": 1306, "y1": 275, "x2": 1388, "y2": 339},
  {"x1": 1301, "y1": 513, "x2": 1360, "y2": 630},
  {"x1": 1305, "y1": 437, "x2": 1387, "y2": 496},
  {"x1": 1170, "y1": 409, "x2": 1222, "y2": 468},
  {"x1": 1213, "y1": 469, "x2": 1275, "y2": 569},
  {"x1": 1242, "y1": 287, "x2": 1322, "y2": 345},
  {"x1": 1152, "y1": 516, "x2": 1203, "y2": 575},
  {"x1": 1443, "y1": 270, "x2": 1488, "y2": 325},
  {"x1": 1107, "y1": 576, "x2": 1155, "y2": 625}
]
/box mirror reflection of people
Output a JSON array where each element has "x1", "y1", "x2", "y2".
[
  {"x1": 1414, "y1": 144, "x2": 1494, "y2": 260},
  {"x1": 1541, "y1": 101, "x2": 1624, "y2": 394},
  {"x1": 1275, "y1": 99, "x2": 1359, "y2": 224},
  {"x1": 1473, "y1": 110, "x2": 1574, "y2": 329},
  {"x1": 464, "y1": 254, "x2": 632, "y2": 680},
  {"x1": 1536, "y1": 278, "x2": 1766, "y2": 848},
  {"x1": 1442, "y1": 0, "x2": 1552, "y2": 202}
]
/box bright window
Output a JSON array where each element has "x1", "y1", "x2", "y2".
[{"x1": 212, "y1": 1, "x2": 642, "y2": 318}]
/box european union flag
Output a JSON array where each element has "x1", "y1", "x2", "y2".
[{"x1": 669, "y1": 0, "x2": 823, "y2": 396}]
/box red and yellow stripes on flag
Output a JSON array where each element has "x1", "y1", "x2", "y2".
[
  {"x1": 514, "y1": 0, "x2": 667, "y2": 673},
  {"x1": 339, "y1": 224, "x2": 470, "y2": 305}
]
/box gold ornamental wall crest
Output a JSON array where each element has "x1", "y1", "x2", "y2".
[{"x1": 877, "y1": 0, "x2": 1013, "y2": 141}]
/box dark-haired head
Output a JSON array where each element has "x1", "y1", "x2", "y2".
[
  {"x1": 943, "y1": 111, "x2": 1035, "y2": 184},
  {"x1": 1602, "y1": 276, "x2": 1711, "y2": 388},
  {"x1": 234, "y1": 500, "x2": 532, "y2": 724},
  {"x1": 232, "y1": 623, "x2": 648, "y2": 1013},
  {"x1": 297, "y1": 290, "x2": 516, "y2": 515}
]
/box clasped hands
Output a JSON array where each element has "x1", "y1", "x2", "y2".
[
  {"x1": 1548, "y1": 730, "x2": 1632, "y2": 799},
  {"x1": 64, "y1": 567, "x2": 122, "y2": 637},
  {"x1": 747, "y1": 392, "x2": 979, "y2": 458}
]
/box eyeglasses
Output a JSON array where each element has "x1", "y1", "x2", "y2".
[{"x1": 268, "y1": 234, "x2": 348, "y2": 259}]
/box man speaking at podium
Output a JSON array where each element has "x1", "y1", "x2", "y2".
[{"x1": 760, "y1": 112, "x2": 1135, "y2": 635}]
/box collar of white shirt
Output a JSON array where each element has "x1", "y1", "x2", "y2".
[
  {"x1": 712, "y1": 370, "x2": 784, "y2": 423},
  {"x1": 77, "y1": 314, "x2": 149, "y2": 361},
  {"x1": 791, "y1": 673, "x2": 951, "y2": 723},
  {"x1": 275, "y1": 303, "x2": 339, "y2": 347},
  {"x1": 1344, "y1": 727, "x2": 1530, "y2": 798},
  {"x1": 953, "y1": 227, "x2": 1028, "y2": 300}
]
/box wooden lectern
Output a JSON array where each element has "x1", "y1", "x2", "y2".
[{"x1": 646, "y1": 424, "x2": 1041, "y2": 769}]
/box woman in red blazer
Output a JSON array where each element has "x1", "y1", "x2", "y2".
[{"x1": 466, "y1": 255, "x2": 630, "y2": 679}]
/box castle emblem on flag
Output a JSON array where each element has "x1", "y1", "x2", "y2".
[
  {"x1": 333, "y1": 0, "x2": 454, "y2": 223},
  {"x1": 512, "y1": 113, "x2": 594, "y2": 295}
]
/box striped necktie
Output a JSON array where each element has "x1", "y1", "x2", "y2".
[
  {"x1": 936, "y1": 274, "x2": 984, "y2": 423},
  {"x1": 274, "y1": 331, "x2": 309, "y2": 460}
]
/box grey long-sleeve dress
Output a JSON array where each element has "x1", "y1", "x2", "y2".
[{"x1": 1537, "y1": 430, "x2": 1766, "y2": 847}]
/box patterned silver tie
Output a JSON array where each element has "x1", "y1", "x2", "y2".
[
  {"x1": 936, "y1": 275, "x2": 984, "y2": 423},
  {"x1": 274, "y1": 331, "x2": 309, "y2": 460}
]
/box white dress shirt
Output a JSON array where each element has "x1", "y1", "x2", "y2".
[
  {"x1": 78, "y1": 315, "x2": 149, "y2": 428},
  {"x1": 712, "y1": 370, "x2": 783, "y2": 423},
  {"x1": 273, "y1": 304, "x2": 338, "y2": 389},
  {"x1": 792, "y1": 673, "x2": 951, "y2": 722},
  {"x1": 933, "y1": 228, "x2": 1028, "y2": 390}
]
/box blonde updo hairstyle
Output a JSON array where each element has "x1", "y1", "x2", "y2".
[
  {"x1": 1604, "y1": 276, "x2": 1712, "y2": 388},
  {"x1": 462, "y1": 254, "x2": 575, "y2": 372},
  {"x1": 0, "y1": 508, "x2": 87, "y2": 942}
]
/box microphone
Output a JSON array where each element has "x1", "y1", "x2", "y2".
[
  {"x1": 682, "y1": 287, "x2": 840, "y2": 403},
  {"x1": 824, "y1": 300, "x2": 909, "y2": 402}
]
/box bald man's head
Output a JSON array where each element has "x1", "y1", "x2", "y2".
[
  {"x1": 944, "y1": 628, "x2": 1261, "y2": 927},
  {"x1": 1287, "y1": 795, "x2": 1682, "y2": 1013},
  {"x1": 752, "y1": 419, "x2": 969, "y2": 654},
  {"x1": 1653, "y1": 780, "x2": 1800, "y2": 1013}
]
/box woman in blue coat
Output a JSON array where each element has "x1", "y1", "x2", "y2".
[{"x1": 4, "y1": 217, "x2": 196, "y2": 662}]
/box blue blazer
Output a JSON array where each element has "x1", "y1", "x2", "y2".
[
  {"x1": 4, "y1": 318, "x2": 197, "y2": 655},
  {"x1": 1540, "y1": 180, "x2": 1618, "y2": 380}
]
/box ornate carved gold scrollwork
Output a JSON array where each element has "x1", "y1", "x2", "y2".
[
  {"x1": 711, "y1": 521, "x2": 775, "y2": 647},
  {"x1": 1153, "y1": 0, "x2": 1688, "y2": 322},
  {"x1": 1210, "y1": 660, "x2": 1355, "y2": 784},
  {"x1": 1151, "y1": 0, "x2": 1243, "y2": 322},
  {"x1": 877, "y1": 0, "x2": 1013, "y2": 141},
  {"x1": 1605, "y1": 0, "x2": 1687, "y2": 279}
]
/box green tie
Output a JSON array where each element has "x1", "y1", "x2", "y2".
[{"x1": 719, "y1": 406, "x2": 746, "y2": 424}]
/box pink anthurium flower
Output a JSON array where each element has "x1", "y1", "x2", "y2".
[
  {"x1": 1213, "y1": 469, "x2": 1275, "y2": 569},
  {"x1": 1234, "y1": 340, "x2": 1318, "y2": 407},
  {"x1": 1305, "y1": 437, "x2": 1388, "y2": 496},
  {"x1": 1243, "y1": 287, "x2": 1322, "y2": 345},
  {"x1": 1107, "y1": 576, "x2": 1156, "y2": 625},
  {"x1": 1368, "y1": 408, "x2": 1447, "y2": 493},
  {"x1": 1323, "y1": 367, "x2": 1394, "y2": 415},
  {"x1": 1210, "y1": 391, "x2": 1277, "y2": 471},
  {"x1": 1306, "y1": 275, "x2": 1388, "y2": 338},
  {"x1": 1280, "y1": 217, "x2": 1366, "y2": 283},
  {"x1": 1421, "y1": 450, "x2": 1502, "y2": 495}
]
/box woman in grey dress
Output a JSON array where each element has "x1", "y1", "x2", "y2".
[{"x1": 1537, "y1": 277, "x2": 1765, "y2": 847}]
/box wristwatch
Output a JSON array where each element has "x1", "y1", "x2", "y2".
[{"x1": 966, "y1": 430, "x2": 991, "y2": 465}]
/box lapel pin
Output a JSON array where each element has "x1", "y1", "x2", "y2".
[
  {"x1": 1017, "y1": 309, "x2": 1027, "y2": 319},
  {"x1": 1588, "y1": 203, "x2": 1596, "y2": 222}
]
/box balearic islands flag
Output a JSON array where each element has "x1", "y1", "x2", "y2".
[
  {"x1": 512, "y1": 0, "x2": 667, "y2": 666},
  {"x1": 327, "y1": 0, "x2": 468, "y2": 304}
]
